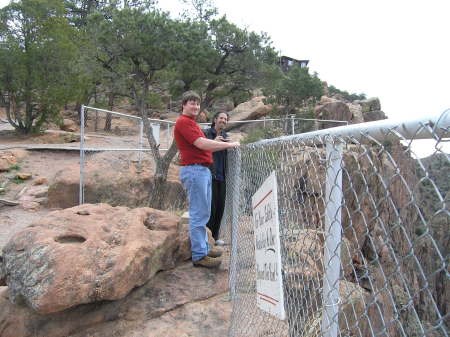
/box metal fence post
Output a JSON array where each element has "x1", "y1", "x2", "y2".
[
  {"x1": 290, "y1": 115, "x2": 295, "y2": 135},
  {"x1": 229, "y1": 149, "x2": 241, "y2": 300},
  {"x1": 79, "y1": 105, "x2": 85, "y2": 205},
  {"x1": 167, "y1": 122, "x2": 170, "y2": 147},
  {"x1": 151, "y1": 123, "x2": 160, "y2": 146},
  {"x1": 321, "y1": 139, "x2": 343, "y2": 337},
  {"x1": 138, "y1": 119, "x2": 144, "y2": 165}
]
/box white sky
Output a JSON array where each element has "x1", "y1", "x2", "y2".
[
  {"x1": 0, "y1": 0, "x2": 448, "y2": 156},
  {"x1": 159, "y1": 0, "x2": 450, "y2": 157},
  {"x1": 0, "y1": 0, "x2": 448, "y2": 119},
  {"x1": 158, "y1": 0, "x2": 450, "y2": 121}
]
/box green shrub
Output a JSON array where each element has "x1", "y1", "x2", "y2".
[
  {"x1": 241, "y1": 127, "x2": 284, "y2": 144},
  {"x1": 328, "y1": 85, "x2": 366, "y2": 101},
  {"x1": 11, "y1": 176, "x2": 25, "y2": 184},
  {"x1": 8, "y1": 164, "x2": 20, "y2": 171}
]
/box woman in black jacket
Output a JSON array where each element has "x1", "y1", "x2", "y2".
[{"x1": 203, "y1": 112, "x2": 230, "y2": 245}]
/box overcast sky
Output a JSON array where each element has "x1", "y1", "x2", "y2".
[
  {"x1": 159, "y1": 0, "x2": 450, "y2": 121},
  {"x1": 0, "y1": 0, "x2": 448, "y2": 122},
  {"x1": 160, "y1": 0, "x2": 449, "y2": 157}
]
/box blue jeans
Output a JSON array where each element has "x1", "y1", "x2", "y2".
[{"x1": 180, "y1": 165, "x2": 212, "y2": 261}]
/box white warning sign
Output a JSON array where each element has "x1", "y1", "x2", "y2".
[{"x1": 252, "y1": 171, "x2": 285, "y2": 320}]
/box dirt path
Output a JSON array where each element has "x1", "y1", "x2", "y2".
[
  {"x1": 0, "y1": 206, "x2": 49, "y2": 250},
  {"x1": 0, "y1": 147, "x2": 82, "y2": 251}
]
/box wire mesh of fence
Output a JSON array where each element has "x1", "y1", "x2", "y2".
[
  {"x1": 78, "y1": 106, "x2": 185, "y2": 211},
  {"x1": 220, "y1": 110, "x2": 449, "y2": 337},
  {"x1": 78, "y1": 106, "x2": 345, "y2": 212}
]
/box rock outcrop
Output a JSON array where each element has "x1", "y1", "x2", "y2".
[
  {"x1": 357, "y1": 97, "x2": 387, "y2": 122},
  {"x1": 1, "y1": 203, "x2": 192, "y2": 314},
  {"x1": 47, "y1": 152, "x2": 186, "y2": 210},
  {"x1": 276, "y1": 140, "x2": 446, "y2": 336},
  {"x1": 314, "y1": 101, "x2": 352, "y2": 128},
  {"x1": 313, "y1": 96, "x2": 385, "y2": 128},
  {"x1": 227, "y1": 96, "x2": 271, "y2": 131},
  {"x1": 0, "y1": 263, "x2": 230, "y2": 337},
  {"x1": 60, "y1": 119, "x2": 77, "y2": 132}
]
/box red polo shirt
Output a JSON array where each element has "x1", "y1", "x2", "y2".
[{"x1": 174, "y1": 114, "x2": 213, "y2": 166}]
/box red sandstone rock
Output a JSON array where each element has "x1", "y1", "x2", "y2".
[
  {"x1": 0, "y1": 262, "x2": 230, "y2": 337},
  {"x1": 2, "y1": 204, "x2": 191, "y2": 313},
  {"x1": 228, "y1": 96, "x2": 271, "y2": 123}
]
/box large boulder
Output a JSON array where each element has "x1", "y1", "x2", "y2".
[
  {"x1": 283, "y1": 230, "x2": 357, "y2": 336},
  {"x1": 314, "y1": 101, "x2": 352, "y2": 129},
  {"x1": 313, "y1": 96, "x2": 386, "y2": 126},
  {"x1": 1, "y1": 203, "x2": 191, "y2": 313},
  {"x1": 319, "y1": 95, "x2": 338, "y2": 105},
  {"x1": 60, "y1": 119, "x2": 77, "y2": 132},
  {"x1": 47, "y1": 152, "x2": 185, "y2": 210},
  {"x1": 281, "y1": 143, "x2": 419, "y2": 252},
  {"x1": 347, "y1": 102, "x2": 364, "y2": 123},
  {"x1": 227, "y1": 96, "x2": 271, "y2": 131},
  {"x1": 298, "y1": 280, "x2": 391, "y2": 337},
  {"x1": 277, "y1": 140, "x2": 440, "y2": 337},
  {"x1": 358, "y1": 97, "x2": 387, "y2": 122},
  {"x1": 284, "y1": 229, "x2": 355, "y2": 278},
  {"x1": 0, "y1": 262, "x2": 230, "y2": 337}
]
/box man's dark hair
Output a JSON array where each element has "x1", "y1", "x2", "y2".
[
  {"x1": 181, "y1": 91, "x2": 201, "y2": 107},
  {"x1": 211, "y1": 112, "x2": 229, "y2": 128}
]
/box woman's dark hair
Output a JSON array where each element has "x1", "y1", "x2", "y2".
[{"x1": 211, "y1": 112, "x2": 229, "y2": 128}]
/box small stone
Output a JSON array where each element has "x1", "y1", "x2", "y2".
[
  {"x1": 32, "y1": 177, "x2": 48, "y2": 186},
  {"x1": 16, "y1": 173, "x2": 32, "y2": 180},
  {"x1": 0, "y1": 154, "x2": 17, "y2": 172},
  {"x1": 76, "y1": 210, "x2": 90, "y2": 215},
  {"x1": 21, "y1": 201, "x2": 40, "y2": 211}
]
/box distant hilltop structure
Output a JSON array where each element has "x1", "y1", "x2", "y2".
[{"x1": 279, "y1": 56, "x2": 309, "y2": 72}]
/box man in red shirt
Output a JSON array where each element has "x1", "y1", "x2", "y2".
[{"x1": 174, "y1": 91, "x2": 240, "y2": 268}]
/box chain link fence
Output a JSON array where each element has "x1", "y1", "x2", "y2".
[
  {"x1": 214, "y1": 117, "x2": 347, "y2": 142},
  {"x1": 78, "y1": 106, "x2": 345, "y2": 211},
  {"x1": 78, "y1": 106, "x2": 185, "y2": 210},
  {"x1": 221, "y1": 110, "x2": 450, "y2": 337}
]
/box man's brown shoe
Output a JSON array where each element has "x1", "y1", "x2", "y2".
[
  {"x1": 208, "y1": 247, "x2": 223, "y2": 258},
  {"x1": 193, "y1": 255, "x2": 222, "y2": 268}
]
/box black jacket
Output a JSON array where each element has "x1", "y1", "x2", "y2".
[{"x1": 203, "y1": 127, "x2": 228, "y2": 181}]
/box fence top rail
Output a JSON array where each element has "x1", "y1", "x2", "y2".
[
  {"x1": 83, "y1": 105, "x2": 348, "y2": 128},
  {"x1": 82, "y1": 105, "x2": 176, "y2": 124},
  {"x1": 249, "y1": 109, "x2": 450, "y2": 146},
  {"x1": 198, "y1": 117, "x2": 348, "y2": 127}
]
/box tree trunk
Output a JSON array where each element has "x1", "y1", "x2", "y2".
[
  {"x1": 104, "y1": 93, "x2": 114, "y2": 131},
  {"x1": 147, "y1": 133, "x2": 179, "y2": 210},
  {"x1": 4, "y1": 101, "x2": 20, "y2": 133},
  {"x1": 148, "y1": 146, "x2": 174, "y2": 209},
  {"x1": 140, "y1": 83, "x2": 179, "y2": 209},
  {"x1": 201, "y1": 81, "x2": 218, "y2": 111}
]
